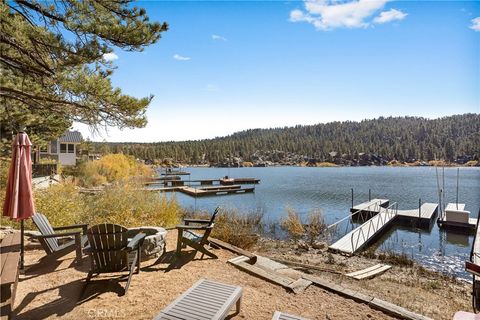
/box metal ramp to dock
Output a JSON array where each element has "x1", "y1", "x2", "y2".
[
  {"x1": 329, "y1": 203, "x2": 398, "y2": 255},
  {"x1": 329, "y1": 199, "x2": 438, "y2": 255}
]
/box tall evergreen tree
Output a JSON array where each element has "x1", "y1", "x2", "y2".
[{"x1": 1, "y1": 0, "x2": 168, "y2": 153}]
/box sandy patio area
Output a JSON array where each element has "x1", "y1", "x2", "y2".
[{"x1": 13, "y1": 231, "x2": 396, "y2": 320}]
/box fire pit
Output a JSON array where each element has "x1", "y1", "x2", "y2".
[{"x1": 127, "y1": 226, "x2": 167, "y2": 261}]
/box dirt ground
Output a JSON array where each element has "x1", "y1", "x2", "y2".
[
  {"x1": 255, "y1": 238, "x2": 472, "y2": 320},
  {"x1": 13, "y1": 231, "x2": 399, "y2": 320}
]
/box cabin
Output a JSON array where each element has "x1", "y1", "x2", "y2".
[{"x1": 36, "y1": 131, "x2": 83, "y2": 166}]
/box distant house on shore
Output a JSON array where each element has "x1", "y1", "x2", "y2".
[{"x1": 36, "y1": 130, "x2": 83, "y2": 166}]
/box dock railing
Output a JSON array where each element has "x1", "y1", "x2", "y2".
[
  {"x1": 327, "y1": 200, "x2": 383, "y2": 231},
  {"x1": 350, "y1": 202, "x2": 398, "y2": 253}
]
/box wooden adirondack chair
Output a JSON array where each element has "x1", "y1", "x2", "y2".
[
  {"x1": 31, "y1": 213, "x2": 88, "y2": 263},
  {"x1": 84, "y1": 224, "x2": 146, "y2": 295},
  {"x1": 176, "y1": 207, "x2": 219, "y2": 259}
]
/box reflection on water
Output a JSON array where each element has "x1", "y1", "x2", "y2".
[{"x1": 162, "y1": 166, "x2": 480, "y2": 280}]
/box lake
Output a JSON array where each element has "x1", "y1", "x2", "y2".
[{"x1": 163, "y1": 166, "x2": 480, "y2": 280}]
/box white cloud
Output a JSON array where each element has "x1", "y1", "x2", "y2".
[
  {"x1": 373, "y1": 8, "x2": 407, "y2": 24},
  {"x1": 212, "y1": 34, "x2": 227, "y2": 41},
  {"x1": 470, "y1": 17, "x2": 480, "y2": 31},
  {"x1": 102, "y1": 52, "x2": 118, "y2": 61},
  {"x1": 173, "y1": 54, "x2": 191, "y2": 61},
  {"x1": 289, "y1": 0, "x2": 407, "y2": 30}
]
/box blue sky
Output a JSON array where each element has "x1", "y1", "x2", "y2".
[{"x1": 75, "y1": 0, "x2": 480, "y2": 142}]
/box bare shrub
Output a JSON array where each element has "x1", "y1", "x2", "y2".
[
  {"x1": 280, "y1": 207, "x2": 304, "y2": 242},
  {"x1": 305, "y1": 209, "x2": 327, "y2": 245}
]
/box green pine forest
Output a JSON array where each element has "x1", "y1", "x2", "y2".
[{"x1": 91, "y1": 114, "x2": 480, "y2": 165}]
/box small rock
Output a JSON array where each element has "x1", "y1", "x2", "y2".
[
  {"x1": 312, "y1": 241, "x2": 326, "y2": 250},
  {"x1": 297, "y1": 240, "x2": 309, "y2": 251}
]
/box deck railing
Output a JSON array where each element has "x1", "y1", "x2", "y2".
[{"x1": 350, "y1": 202, "x2": 398, "y2": 253}]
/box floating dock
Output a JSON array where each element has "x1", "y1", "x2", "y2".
[
  {"x1": 329, "y1": 199, "x2": 438, "y2": 255},
  {"x1": 350, "y1": 199, "x2": 389, "y2": 213},
  {"x1": 220, "y1": 178, "x2": 260, "y2": 185},
  {"x1": 147, "y1": 184, "x2": 254, "y2": 197},
  {"x1": 161, "y1": 171, "x2": 190, "y2": 176},
  {"x1": 146, "y1": 178, "x2": 260, "y2": 187}
]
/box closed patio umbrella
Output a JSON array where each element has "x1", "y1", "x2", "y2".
[{"x1": 3, "y1": 132, "x2": 36, "y2": 269}]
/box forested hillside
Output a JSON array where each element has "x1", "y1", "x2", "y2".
[{"x1": 91, "y1": 114, "x2": 480, "y2": 165}]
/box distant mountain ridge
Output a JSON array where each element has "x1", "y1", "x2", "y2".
[{"x1": 94, "y1": 114, "x2": 480, "y2": 165}]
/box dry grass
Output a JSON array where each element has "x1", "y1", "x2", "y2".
[
  {"x1": 280, "y1": 208, "x2": 305, "y2": 242},
  {"x1": 82, "y1": 182, "x2": 181, "y2": 228},
  {"x1": 186, "y1": 208, "x2": 263, "y2": 249},
  {"x1": 1, "y1": 181, "x2": 182, "y2": 230},
  {"x1": 466, "y1": 160, "x2": 479, "y2": 167},
  {"x1": 315, "y1": 162, "x2": 338, "y2": 167}
]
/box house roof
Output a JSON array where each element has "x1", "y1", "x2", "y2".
[{"x1": 58, "y1": 131, "x2": 83, "y2": 143}]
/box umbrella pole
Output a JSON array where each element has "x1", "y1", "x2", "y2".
[{"x1": 20, "y1": 219, "x2": 25, "y2": 270}]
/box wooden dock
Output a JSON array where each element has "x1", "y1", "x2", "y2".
[
  {"x1": 147, "y1": 178, "x2": 261, "y2": 187},
  {"x1": 220, "y1": 178, "x2": 260, "y2": 185},
  {"x1": 329, "y1": 205, "x2": 398, "y2": 255},
  {"x1": 148, "y1": 185, "x2": 254, "y2": 197},
  {"x1": 161, "y1": 171, "x2": 190, "y2": 176}
]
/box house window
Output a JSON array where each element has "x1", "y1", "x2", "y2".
[
  {"x1": 60, "y1": 143, "x2": 75, "y2": 154},
  {"x1": 50, "y1": 141, "x2": 57, "y2": 153}
]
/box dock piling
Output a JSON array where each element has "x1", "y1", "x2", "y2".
[
  {"x1": 418, "y1": 198, "x2": 422, "y2": 219},
  {"x1": 351, "y1": 188, "x2": 354, "y2": 208},
  {"x1": 368, "y1": 189, "x2": 371, "y2": 202}
]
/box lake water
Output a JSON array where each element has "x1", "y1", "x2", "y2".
[{"x1": 164, "y1": 166, "x2": 480, "y2": 280}]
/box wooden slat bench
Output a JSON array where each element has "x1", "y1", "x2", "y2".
[
  {"x1": 272, "y1": 311, "x2": 308, "y2": 320},
  {"x1": 1, "y1": 233, "x2": 21, "y2": 320},
  {"x1": 154, "y1": 279, "x2": 243, "y2": 320},
  {"x1": 345, "y1": 264, "x2": 391, "y2": 280}
]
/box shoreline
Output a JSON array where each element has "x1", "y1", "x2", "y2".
[
  {"x1": 158, "y1": 162, "x2": 479, "y2": 169},
  {"x1": 253, "y1": 237, "x2": 471, "y2": 320}
]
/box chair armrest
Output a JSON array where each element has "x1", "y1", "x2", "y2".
[
  {"x1": 183, "y1": 218, "x2": 211, "y2": 224},
  {"x1": 126, "y1": 233, "x2": 146, "y2": 251},
  {"x1": 176, "y1": 225, "x2": 213, "y2": 230},
  {"x1": 53, "y1": 224, "x2": 89, "y2": 234},
  {"x1": 34, "y1": 231, "x2": 81, "y2": 239}
]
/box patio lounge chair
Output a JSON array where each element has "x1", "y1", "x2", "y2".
[
  {"x1": 176, "y1": 207, "x2": 219, "y2": 259},
  {"x1": 153, "y1": 278, "x2": 243, "y2": 320},
  {"x1": 32, "y1": 213, "x2": 88, "y2": 263},
  {"x1": 84, "y1": 223, "x2": 146, "y2": 295},
  {"x1": 272, "y1": 311, "x2": 308, "y2": 320}
]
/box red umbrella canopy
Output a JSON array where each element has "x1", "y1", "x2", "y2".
[{"x1": 3, "y1": 132, "x2": 36, "y2": 221}]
